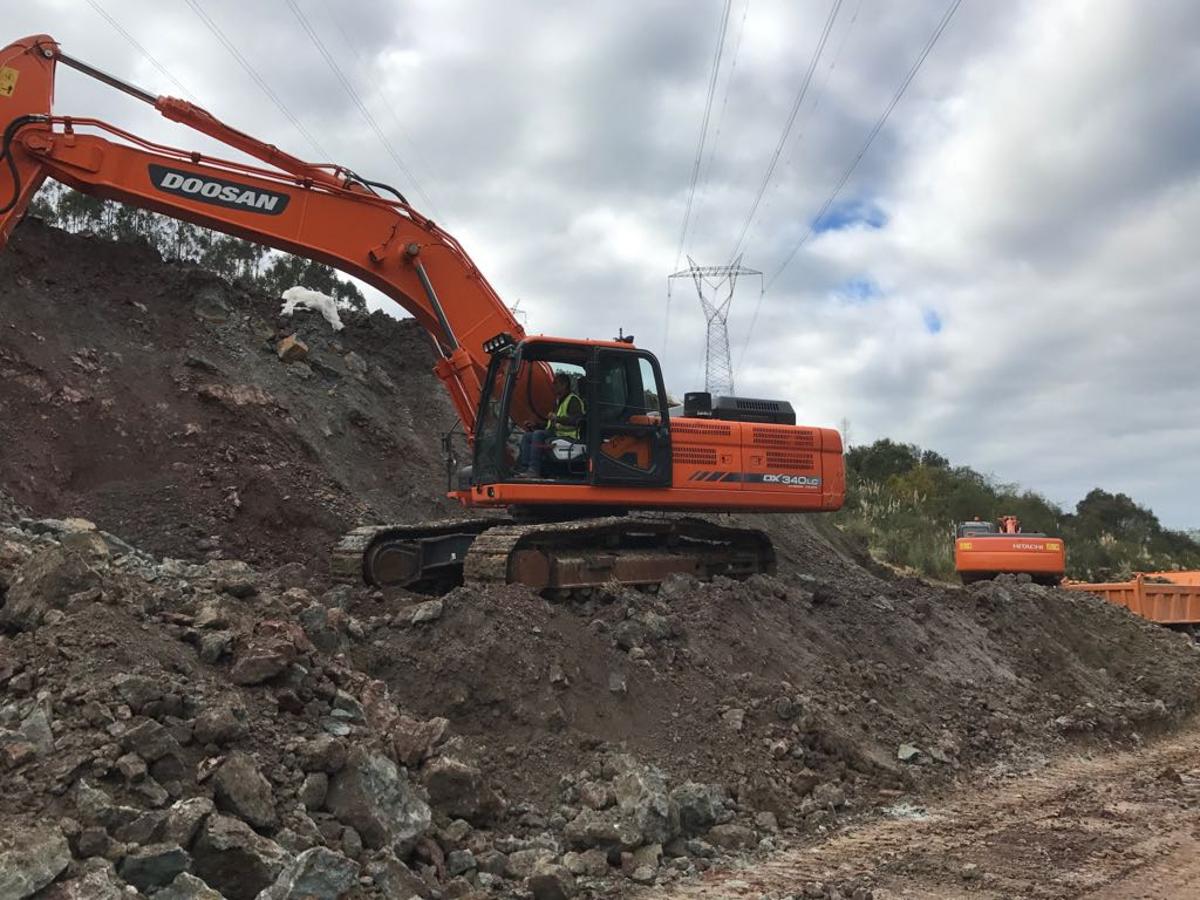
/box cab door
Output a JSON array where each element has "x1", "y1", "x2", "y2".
[{"x1": 589, "y1": 349, "x2": 672, "y2": 487}]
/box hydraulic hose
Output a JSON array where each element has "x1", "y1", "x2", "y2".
[
  {"x1": 0, "y1": 115, "x2": 49, "y2": 215},
  {"x1": 342, "y1": 167, "x2": 409, "y2": 205}
]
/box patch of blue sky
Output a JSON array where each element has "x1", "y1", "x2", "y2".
[
  {"x1": 923, "y1": 309, "x2": 943, "y2": 334},
  {"x1": 837, "y1": 276, "x2": 881, "y2": 304},
  {"x1": 812, "y1": 199, "x2": 887, "y2": 234}
]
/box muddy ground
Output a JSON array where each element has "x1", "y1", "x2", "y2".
[{"x1": 2, "y1": 220, "x2": 1200, "y2": 898}]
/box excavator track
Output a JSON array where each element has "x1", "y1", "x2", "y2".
[
  {"x1": 332, "y1": 515, "x2": 775, "y2": 593},
  {"x1": 463, "y1": 515, "x2": 775, "y2": 591},
  {"x1": 331, "y1": 518, "x2": 506, "y2": 589}
]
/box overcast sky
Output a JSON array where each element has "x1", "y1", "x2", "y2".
[{"x1": 9, "y1": 1, "x2": 1200, "y2": 527}]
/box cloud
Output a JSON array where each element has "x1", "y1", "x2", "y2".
[{"x1": 7, "y1": 0, "x2": 1199, "y2": 526}]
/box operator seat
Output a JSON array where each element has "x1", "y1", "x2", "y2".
[{"x1": 548, "y1": 416, "x2": 588, "y2": 475}]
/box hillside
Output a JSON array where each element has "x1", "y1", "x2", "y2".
[{"x1": 836, "y1": 438, "x2": 1200, "y2": 582}]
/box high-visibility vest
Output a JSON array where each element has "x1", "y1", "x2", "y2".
[{"x1": 548, "y1": 392, "x2": 584, "y2": 439}]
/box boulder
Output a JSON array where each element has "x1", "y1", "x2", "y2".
[
  {"x1": 505, "y1": 848, "x2": 556, "y2": 879},
  {"x1": 191, "y1": 814, "x2": 292, "y2": 900},
  {"x1": 390, "y1": 715, "x2": 449, "y2": 768},
  {"x1": 276, "y1": 335, "x2": 309, "y2": 362},
  {"x1": 324, "y1": 749, "x2": 431, "y2": 853},
  {"x1": 36, "y1": 859, "x2": 126, "y2": 900},
  {"x1": 528, "y1": 859, "x2": 576, "y2": 900},
  {"x1": 421, "y1": 755, "x2": 503, "y2": 825},
  {"x1": 121, "y1": 718, "x2": 183, "y2": 762},
  {"x1": 0, "y1": 546, "x2": 100, "y2": 630},
  {"x1": 670, "y1": 782, "x2": 726, "y2": 836},
  {"x1": 259, "y1": 846, "x2": 360, "y2": 900},
  {"x1": 162, "y1": 797, "x2": 215, "y2": 848},
  {"x1": 18, "y1": 706, "x2": 54, "y2": 755},
  {"x1": 193, "y1": 283, "x2": 230, "y2": 322},
  {"x1": 578, "y1": 780, "x2": 613, "y2": 811},
  {"x1": 212, "y1": 751, "x2": 277, "y2": 829},
  {"x1": 155, "y1": 872, "x2": 225, "y2": 899},
  {"x1": 297, "y1": 735, "x2": 347, "y2": 773},
  {"x1": 707, "y1": 823, "x2": 757, "y2": 851},
  {"x1": 409, "y1": 599, "x2": 443, "y2": 625},
  {"x1": 363, "y1": 850, "x2": 428, "y2": 897},
  {"x1": 613, "y1": 762, "x2": 678, "y2": 845},
  {"x1": 112, "y1": 809, "x2": 166, "y2": 844},
  {"x1": 0, "y1": 823, "x2": 71, "y2": 899},
  {"x1": 117, "y1": 843, "x2": 191, "y2": 891},
  {"x1": 476, "y1": 848, "x2": 509, "y2": 876},
  {"x1": 300, "y1": 772, "x2": 329, "y2": 811},
  {"x1": 230, "y1": 620, "x2": 309, "y2": 685},
  {"x1": 446, "y1": 849, "x2": 476, "y2": 877},
  {"x1": 563, "y1": 808, "x2": 642, "y2": 851},
  {"x1": 193, "y1": 705, "x2": 247, "y2": 745}
]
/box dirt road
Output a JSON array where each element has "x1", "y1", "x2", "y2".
[{"x1": 654, "y1": 719, "x2": 1200, "y2": 899}]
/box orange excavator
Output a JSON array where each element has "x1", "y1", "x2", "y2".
[
  {"x1": 0, "y1": 34, "x2": 845, "y2": 592},
  {"x1": 953, "y1": 516, "x2": 1066, "y2": 586}
]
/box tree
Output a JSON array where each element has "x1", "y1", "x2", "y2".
[
  {"x1": 846, "y1": 439, "x2": 920, "y2": 481},
  {"x1": 920, "y1": 449, "x2": 949, "y2": 469}
]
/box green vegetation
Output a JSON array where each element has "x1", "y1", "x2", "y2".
[
  {"x1": 27, "y1": 183, "x2": 367, "y2": 310},
  {"x1": 835, "y1": 438, "x2": 1200, "y2": 582}
]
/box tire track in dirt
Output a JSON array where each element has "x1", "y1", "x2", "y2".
[{"x1": 651, "y1": 719, "x2": 1200, "y2": 899}]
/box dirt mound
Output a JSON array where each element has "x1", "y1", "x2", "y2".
[
  {"x1": 0, "y1": 218, "x2": 459, "y2": 570},
  {"x1": 2, "y1": 223, "x2": 1200, "y2": 899},
  {"x1": 355, "y1": 570, "x2": 1200, "y2": 813}
]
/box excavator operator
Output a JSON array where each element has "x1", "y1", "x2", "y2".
[{"x1": 514, "y1": 373, "x2": 585, "y2": 478}]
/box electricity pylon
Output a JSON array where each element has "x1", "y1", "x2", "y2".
[{"x1": 668, "y1": 255, "x2": 762, "y2": 396}]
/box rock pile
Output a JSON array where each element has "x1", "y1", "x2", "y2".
[{"x1": 0, "y1": 510, "x2": 799, "y2": 898}]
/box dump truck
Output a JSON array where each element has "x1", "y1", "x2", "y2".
[{"x1": 1063, "y1": 572, "x2": 1200, "y2": 631}]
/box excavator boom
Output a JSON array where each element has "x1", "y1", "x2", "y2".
[{"x1": 0, "y1": 34, "x2": 536, "y2": 433}]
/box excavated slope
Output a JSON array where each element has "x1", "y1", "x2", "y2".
[{"x1": 0, "y1": 218, "x2": 460, "y2": 570}]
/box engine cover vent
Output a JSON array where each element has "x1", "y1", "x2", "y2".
[{"x1": 711, "y1": 395, "x2": 796, "y2": 426}]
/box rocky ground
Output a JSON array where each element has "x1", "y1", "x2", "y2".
[{"x1": 2, "y1": 220, "x2": 1200, "y2": 899}]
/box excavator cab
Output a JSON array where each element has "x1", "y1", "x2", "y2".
[{"x1": 471, "y1": 337, "x2": 673, "y2": 489}]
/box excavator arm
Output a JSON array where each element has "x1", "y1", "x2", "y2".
[
  {"x1": 0, "y1": 34, "x2": 541, "y2": 432},
  {"x1": 1, "y1": 33, "x2": 846, "y2": 594}
]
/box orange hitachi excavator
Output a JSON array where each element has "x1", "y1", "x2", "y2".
[
  {"x1": 954, "y1": 515, "x2": 1066, "y2": 586},
  {"x1": 0, "y1": 34, "x2": 845, "y2": 592}
]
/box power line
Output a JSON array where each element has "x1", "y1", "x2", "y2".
[
  {"x1": 725, "y1": 0, "x2": 843, "y2": 266},
  {"x1": 85, "y1": 0, "x2": 197, "y2": 102},
  {"x1": 768, "y1": 0, "x2": 964, "y2": 289},
  {"x1": 665, "y1": 0, "x2": 733, "y2": 358},
  {"x1": 738, "y1": 0, "x2": 964, "y2": 368},
  {"x1": 812, "y1": 0, "x2": 865, "y2": 117},
  {"x1": 734, "y1": 0, "x2": 864, "y2": 255},
  {"x1": 285, "y1": 0, "x2": 437, "y2": 214},
  {"x1": 318, "y1": 0, "x2": 446, "y2": 222},
  {"x1": 689, "y1": 0, "x2": 753, "y2": 243},
  {"x1": 674, "y1": 0, "x2": 733, "y2": 272},
  {"x1": 183, "y1": 0, "x2": 333, "y2": 161}
]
